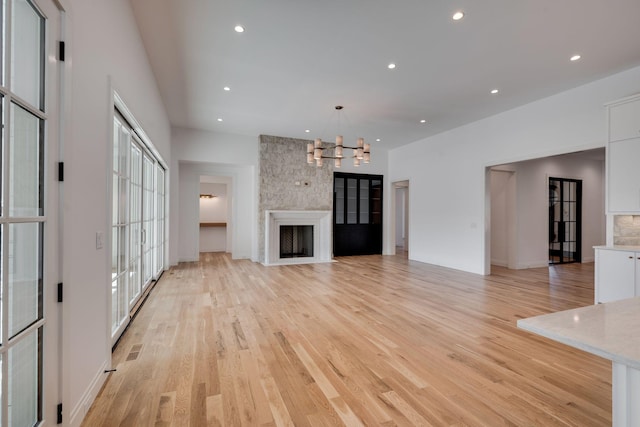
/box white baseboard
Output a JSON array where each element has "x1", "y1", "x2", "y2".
[
  {"x1": 516, "y1": 261, "x2": 550, "y2": 269},
  {"x1": 491, "y1": 259, "x2": 508, "y2": 267},
  {"x1": 69, "y1": 359, "x2": 110, "y2": 427},
  {"x1": 582, "y1": 256, "x2": 594, "y2": 263}
]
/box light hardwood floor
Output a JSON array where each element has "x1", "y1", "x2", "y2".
[{"x1": 82, "y1": 254, "x2": 610, "y2": 426}]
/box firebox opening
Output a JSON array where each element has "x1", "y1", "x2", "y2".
[{"x1": 280, "y1": 225, "x2": 314, "y2": 258}]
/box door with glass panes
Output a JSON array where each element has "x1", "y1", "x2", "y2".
[
  {"x1": 333, "y1": 172, "x2": 383, "y2": 256},
  {"x1": 111, "y1": 112, "x2": 165, "y2": 343},
  {"x1": 1, "y1": 0, "x2": 62, "y2": 425}
]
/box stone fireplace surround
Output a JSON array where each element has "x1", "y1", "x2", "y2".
[
  {"x1": 258, "y1": 135, "x2": 334, "y2": 263},
  {"x1": 264, "y1": 210, "x2": 332, "y2": 266}
]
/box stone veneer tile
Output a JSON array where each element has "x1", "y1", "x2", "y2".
[
  {"x1": 258, "y1": 135, "x2": 334, "y2": 262},
  {"x1": 613, "y1": 215, "x2": 640, "y2": 246}
]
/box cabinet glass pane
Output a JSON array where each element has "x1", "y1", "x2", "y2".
[
  {"x1": 9, "y1": 222, "x2": 42, "y2": 337},
  {"x1": 10, "y1": 103, "x2": 43, "y2": 217},
  {"x1": 11, "y1": 0, "x2": 44, "y2": 109},
  {"x1": 371, "y1": 179, "x2": 382, "y2": 225},
  {"x1": 8, "y1": 329, "x2": 40, "y2": 427},
  {"x1": 347, "y1": 178, "x2": 358, "y2": 224},
  {"x1": 359, "y1": 179, "x2": 369, "y2": 224},
  {"x1": 335, "y1": 177, "x2": 344, "y2": 224}
]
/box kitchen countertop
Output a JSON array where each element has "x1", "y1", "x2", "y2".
[
  {"x1": 517, "y1": 297, "x2": 640, "y2": 370},
  {"x1": 594, "y1": 245, "x2": 640, "y2": 251}
]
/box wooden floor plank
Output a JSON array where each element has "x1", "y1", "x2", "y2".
[{"x1": 82, "y1": 254, "x2": 610, "y2": 426}]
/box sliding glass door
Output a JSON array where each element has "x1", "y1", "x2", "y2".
[{"x1": 111, "y1": 112, "x2": 166, "y2": 342}]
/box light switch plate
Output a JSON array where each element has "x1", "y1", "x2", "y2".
[{"x1": 96, "y1": 231, "x2": 104, "y2": 249}]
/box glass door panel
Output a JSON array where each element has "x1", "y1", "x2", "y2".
[
  {"x1": 128, "y1": 143, "x2": 142, "y2": 305},
  {"x1": 8, "y1": 222, "x2": 42, "y2": 337},
  {"x1": 155, "y1": 165, "x2": 165, "y2": 277},
  {"x1": 2, "y1": 1, "x2": 56, "y2": 424},
  {"x1": 549, "y1": 177, "x2": 582, "y2": 265},
  {"x1": 11, "y1": 0, "x2": 44, "y2": 109},
  {"x1": 8, "y1": 329, "x2": 41, "y2": 426},
  {"x1": 142, "y1": 154, "x2": 154, "y2": 287}
]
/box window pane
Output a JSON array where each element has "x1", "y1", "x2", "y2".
[
  {"x1": 1, "y1": 95, "x2": 4, "y2": 216},
  {"x1": 359, "y1": 179, "x2": 369, "y2": 224},
  {"x1": 334, "y1": 177, "x2": 344, "y2": 224},
  {"x1": 111, "y1": 227, "x2": 118, "y2": 279},
  {"x1": 9, "y1": 222, "x2": 42, "y2": 337},
  {"x1": 10, "y1": 103, "x2": 43, "y2": 217},
  {"x1": 11, "y1": 0, "x2": 44, "y2": 109},
  {"x1": 8, "y1": 329, "x2": 41, "y2": 427},
  {"x1": 347, "y1": 178, "x2": 357, "y2": 224}
]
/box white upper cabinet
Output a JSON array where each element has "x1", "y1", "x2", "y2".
[
  {"x1": 607, "y1": 94, "x2": 640, "y2": 213},
  {"x1": 609, "y1": 97, "x2": 640, "y2": 142}
]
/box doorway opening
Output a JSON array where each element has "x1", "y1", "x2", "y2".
[
  {"x1": 548, "y1": 177, "x2": 582, "y2": 264},
  {"x1": 393, "y1": 180, "x2": 409, "y2": 257},
  {"x1": 199, "y1": 176, "x2": 230, "y2": 253}
]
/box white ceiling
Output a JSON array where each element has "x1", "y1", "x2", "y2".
[{"x1": 130, "y1": 0, "x2": 640, "y2": 150}]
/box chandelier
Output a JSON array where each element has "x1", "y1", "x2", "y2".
[{"x1": 306, "y1": 106, "x2": 371, "y2": 168}]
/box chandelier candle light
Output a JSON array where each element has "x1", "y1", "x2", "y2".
[{"x1": 306, "y1": 106, "x2": 371, "y2": 168}]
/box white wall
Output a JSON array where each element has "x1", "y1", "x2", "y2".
[
  {"x1": 491, "y1": 153, "x2": 605, "y2": 269},
  {"x1": 199, "y1": 183, "x2": 228, "y2": 252},
  {"x1": 389, "y1": 65, "x2": 640, "y2": 274},
  {"x1": 171, "y1": 127, "x2": 257, "y2": 263},
  {"x1": 63, "y1": 0, "x2": 171, "y2": 425}
]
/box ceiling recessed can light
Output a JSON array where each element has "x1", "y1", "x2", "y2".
[
  {"x1": 452, "y1": 11, "x2": 464, "y2": 20},
  {"x1": 223, "y1": 86, "x2": 231, "y2": 91},
  {"x1": 570, "y1": 54, "x2": 581, "y2": 61},
  {"x1": 305, "y1": 129, "x2": 310, "y2": 133},
  {"x1": 217, "y1": 118, "x2": 223, "y2": 122},
  {"x1": 388, "y1": 63, "x2": 396, "y2": 69},
  {"x1": 420, "y1": 119, "x2": 426, "y2": 123},
  {"x1": 491, "y1": 89, "x2": 499, "y2": 94},
  {"x1": 234, "y1": 25, "x2": 245, "y2": 33},
  {"x1": 376, "y1": 138, "x2": 381, "y2": 142}
]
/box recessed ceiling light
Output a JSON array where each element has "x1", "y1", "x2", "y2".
[
  {"x1": 490, "y1": 89, "x2": 499, "y2": 94},
  {"x1": 234, "y1": 25, "x2": 245, "y2": 33},
  {"x1": 223, "y1": 86, "x2": 231, "y2": 91},
  {"x1": 217, "y1": 118, "x2": 223, "y2": 122},
  {"x1": 388, "y1": 63, "x2": 396, "y2": 69},
  {"x1": 376, "y1": 138, "x2": 381, "y2": 142},
  {"x1": 570, "y1": 54, "x2": 581, "y2": 61},
  {"x1": 452, "y1": 11, "x2": 465, "y2": 21},
  {"x1": 305, "y1": 129, "x2": 310, "y2": 133},
  {"x1": 420, "y1": 119, "x2": 426, "y2": 123}
]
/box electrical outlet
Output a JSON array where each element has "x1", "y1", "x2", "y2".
[{"x1": 303, "y1": 181, "x2": 310, "y2": 187}]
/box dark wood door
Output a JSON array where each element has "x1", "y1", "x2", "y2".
[{"x1": 333, "y1": 172, "x2": 383, "y2": 256}]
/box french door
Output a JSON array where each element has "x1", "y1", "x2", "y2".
[
  {"x1": 112, "y1": 112, "x2": 165, "y2": 343},
  {"x1": 548, "y1": 177, "x2": 582, "y2": 264},
  {"x1": 1, "y1": 0, "x2": 61, "y2": 425}
]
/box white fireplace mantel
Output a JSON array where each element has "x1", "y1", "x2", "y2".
[{"x1": 264, "y1": 210, "x2": 332, "y2": 266}]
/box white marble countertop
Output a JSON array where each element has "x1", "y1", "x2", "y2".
[
  {"x1": 517, "y1": 297, "x2": 640, "y2": 369},
  {"x1": 594, "y1": 245, "x2": 640, "y2": 252}
]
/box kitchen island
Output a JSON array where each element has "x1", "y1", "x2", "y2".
[{"x1": 518, "y1": 297, "x2": 640, "y2": 427}]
